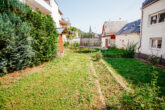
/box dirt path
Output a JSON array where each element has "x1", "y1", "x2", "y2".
[{"x1": 90, "y1": 61, "x2": 107, "y2": 110}]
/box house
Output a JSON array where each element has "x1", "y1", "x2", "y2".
[
  {"x1": 116, "y1": 19, "x2": 141, "y2": 51},
  {"x1": 20, "y1": 0, "x2": 70, "y2": 56},
  {"x1": 140, "y1": 0, "x2": 165, "y2": 61},
  {"x1": 101, "y1": 21, "x2": 127, "y2": 48}
]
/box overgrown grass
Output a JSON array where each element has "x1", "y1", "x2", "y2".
[
  {"x1": 93, "y1": 61, "x2": 124, "y2": 109},
  {"x1": 104, "y1": 58, "x2": 165, "y2": 95},
  {"x1": 0, "y1": 50, "x2": 101, "y2": 110}
]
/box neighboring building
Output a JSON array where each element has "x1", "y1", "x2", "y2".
[
  {"x1": 20, "y1": 0, "x2": 70, "y2": 56},
  {"x1": 116, "y1": 19, "x2": 141, "y2": 52},
  {"x1": 101, "y1": 21, "x2": 127, "y2": 48},
  {"x1": 140, "y1": 0, "x2": 165, "y2": 59}
]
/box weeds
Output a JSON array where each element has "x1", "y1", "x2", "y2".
[
  {"x1": 120, "y1": 71, "x2": 165, "y2": 110},
  {"x1": 121, "y1": 42, "x2": 137, "y2": 58}
]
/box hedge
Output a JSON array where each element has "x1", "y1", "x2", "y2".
[{"x1": 0, "y1": 0, "x2": 58, "y2": 75}]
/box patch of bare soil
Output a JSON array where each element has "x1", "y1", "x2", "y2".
[{"x1": 0, "y1": 63, "x2": 47, "y2": 88}]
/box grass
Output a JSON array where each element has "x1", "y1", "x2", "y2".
[
  {"x1": 93, "y1": 60, "x2": 124, "y2": 109},
  {"x1": 104, "y1": 58, "x2": 165, "y2": 95},
  {"x1": 101, "y1": 47, "x2": 123, "y2": 57},
  {"x1": 1, "y1": 49, "x2": 165, "y2": 109},
  {"x1": 0, "y1": 50, "x2": 101, "y2": 110}
]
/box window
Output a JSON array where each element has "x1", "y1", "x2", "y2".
[
  {"x1": 151, "y1": 39, "x2": 157, "y2": 48},
  {"x1": 150, "y1": 15, "x2": 157, "y2": 24},
  {"x1": 149, "y1": 10, "x2": 165, "y2": 25},
  {"x1": 157, "y1": 40, "x2": 162, "y2": 48},
  {"x1": 150, "y1": 38, "x2": 162, "y2": 49},
  {"x1": 159, "y1": 12, "x2": 165, "y2": 23}
]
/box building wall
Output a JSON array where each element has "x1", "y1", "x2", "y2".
[
  {"x1": 20, "y1": 0, "x2": 62, "y2": 28},
  {"x1": 116, "y1": 33, "x2": 140, "y2": 52},
  {"x1": 102, "y1": 36, "x2": 110, "y2": 48},
  {"x1": 140, "y1": 0, "x2": 165, "y2": 59},
  {"x1": 50, "y1": 0, "x2": 62, "y2": 28}
]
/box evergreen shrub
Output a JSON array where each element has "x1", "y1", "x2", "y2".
[
  {"x1": 0, "y1": 12, "x2": 34, "y2": 75},
  {"x1": 0, "y1": 0, "x2": 58, "y2": 74}
]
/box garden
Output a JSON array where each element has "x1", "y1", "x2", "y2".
[
  {"x1": 0, "y1": 0, "x2": 165, "y2": 109},
  {"x1": 0, "y1": 47, "x2": 165, "y2": 109}
]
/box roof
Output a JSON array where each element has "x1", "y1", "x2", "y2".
[
  {"x1": 116, "y1": 19, "x2": 141, "y2": 35},
  {"x1": 142, "y1": 0, "x2": 159, "y2": 8},
  {"x1": 58, "y1": 9, "x2": 63, "y2": 15},
  {"x1": 103, "y1": 21, "x2": 128, "y2": 36}
]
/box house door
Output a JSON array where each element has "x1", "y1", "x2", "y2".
[{"x1": 105, "y1": 39, "x2": 108, "y2": 48}]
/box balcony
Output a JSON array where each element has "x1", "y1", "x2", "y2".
[
  {"x1": 59, "y1": 18, "x2": 71, "y2": 27},
  {"x1": 26, "y1": 0, "x2": 52, "y2": 14}
]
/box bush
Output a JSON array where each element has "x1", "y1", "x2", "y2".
[
  {"x1": 0, "y1": 12, "x2": 34, "y2": 75},
  {"x1": 64, "y1": 42, "x2": 69, "y2": 47},
  {"x1": 72, "y1": 42, "x2": 80, "y2": 49},
  {"x1": 109, "y1": 44, "x2": 117, "y2": 50},
  {"x1": 148, "y1": 55, "x2": 161, "y2": 65},
  {"x1": 120, "y1": 71, "x2": 165, "y2": 109},
  {"x1": 122, "y1": 42, "x2": 137, "y2": 58},
  {"x1": 93, "y1": 52, "x2": 102, "y2": 61},
  {"x1": 0, "y1": 0, "x2": 58, "y2": 74}
]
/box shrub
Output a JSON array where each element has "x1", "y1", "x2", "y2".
[
  {"x1": 120, "y1": 71, "x2": 165, "y2": 109},
  {"x1": 122, "y1": 42, "x2": 137, "y2": 58},
  {"x1": 0, "y1": 12, "x2": 34, "y2": 75},
  {"x1": 93, "y1": 52, "x2": 102, "y2": 61},
  {"x1": 72, "y1": 42, "x2": 80, "y2": 49},
  {"x1": 0, "y1": 0, "x2": 58, "y2": 70},
  {"x1": 110, "y1": 44, "x2": 117, "y2": 50},
  {"x1": 148, "y1": 55, "x2": 161, "y2": 65},
  {"x1": 64, "y1": 42, "x2": 69, "y2": 47}
]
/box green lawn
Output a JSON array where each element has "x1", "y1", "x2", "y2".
[
  {"x1": 104, "y1": 58, "x2": 165, "y2": 95},
  {"x1": 0, "y1": 50, "x2": 101, "y2": 110}
]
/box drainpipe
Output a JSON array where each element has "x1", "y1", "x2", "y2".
[{"x1": 138, "y1": 8, "x2": 144, "y2": 56}]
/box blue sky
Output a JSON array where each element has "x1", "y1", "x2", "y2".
[{"x1": 56, "y1": 0, "x2": 144, "y2": 33}]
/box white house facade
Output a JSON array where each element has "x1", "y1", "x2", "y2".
[
  {"x1": 140, "y1": 0, "x2": 165, "y2": 59},
  {"x1": 116, "y1": 20, "x2": 141, "y2": 52},
  {"x1": 116, "y1": 33, "x2": 140, "y2": 50},
  {"x1": 19, "y1": 0, "x2": 69, "y2": 28}
]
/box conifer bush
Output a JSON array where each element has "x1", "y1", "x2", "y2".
[
  {"x1": 0, "y1": 0, "x2": 58, "y2": 74},
  {"x1": 0, "y1": 12, "x2": 34, "y2": 75}
]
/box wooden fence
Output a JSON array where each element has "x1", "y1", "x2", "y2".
[{"x1": 80, "y1": 37, "x2": 102, "y2": 49}]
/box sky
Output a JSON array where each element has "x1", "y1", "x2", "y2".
[{"x1": 56, "y1": 0, "x2": 144, "y2": 33}]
